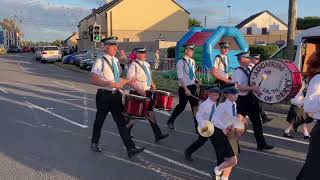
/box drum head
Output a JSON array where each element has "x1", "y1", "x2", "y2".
[
  {"x1": 125, "y1": 94, "x2": 148, "y2": 100},
  {"x1": 155, "y1": 90, "x2": 171, "y2": 95},
  {"x1": 198, "y1": 120, "x2": 215, "y2": 137},
  {"x1": 249, "y1": 59, "x2": 302, "y2": 104}
]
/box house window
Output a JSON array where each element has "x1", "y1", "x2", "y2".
[
  {"x1": 123, "y1": 38, "x2": 129, "y2": 42},
  {"x1": 247, "y1": 27, "x2": 252, "y2": 35},
  {"x1": 262, "y1": 27, "x2": 268, "y2": 35}
]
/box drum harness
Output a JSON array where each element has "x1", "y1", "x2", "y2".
[{"x1": 101, "y1": 56, "x2": 123, "y2": 94}]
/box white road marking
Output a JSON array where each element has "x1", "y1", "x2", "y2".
[
  {"x1": 0, "y1": 88, "x2": 9, "y2": 94},
  {"x1": 104, "y1": 130, "x2": 284, "y2": 180},
  {"x1": 25, "y1": 101, "x2": 88, "y2": 128},
  {"x1": 45, "y1": 107, "x2": 55, "y2": 110},
  {"x1": 15, "y1": 120, "x2": 38, "y2": 128},
  {"x1": 144, "y1": 149, "x2": 211, "y2": 177},
  {"x1": 154, "y1": 109, "x2": 171, "y2": 116},
  {"x1": 52, "y1": 81, "x2": 86, "y2": 92},
  {"x1": 154, "y1": 110, "x2": 309, "y2": 145}
]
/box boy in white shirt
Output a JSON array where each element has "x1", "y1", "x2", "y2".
[{"x1": 184, "y1": 86, "x2": 220, "y2": 161}]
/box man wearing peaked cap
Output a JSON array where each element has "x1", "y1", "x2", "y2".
[
  {"x1": 232, "y1": 50, "x2": 274, "y2": 151},
  {"x1": 184, "y1": 86, "x2": 220, "y2": 161},
  {"x1": 90, "y1": 35, "x2": 144, "y2": 157},
  {"x1": 222, "y1": 86, "x2": 240, "y2": 94},
  {"x1": 212, "y1": 41, "x2": 231, "y2": 86},
  {"x1": 101, "y1": 36, "x2": 118, "y2": 45},
  {"x1": 167, "y1": 43, "x2": 201, "y2": 131}
]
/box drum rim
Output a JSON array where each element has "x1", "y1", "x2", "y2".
[
  {"x1": 125, "y1": 94, "x2": 148, "y2": 100},
  {"x1": 154, "y1": 89, "x2": 171, "y2": 95},
  {"x1": 249, "y1": 59, "x2": 301, "y2": 104}
]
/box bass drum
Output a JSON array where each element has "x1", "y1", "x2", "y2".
[{"x1": 249, "y1": 59, "x2": 302, "y2": 104}]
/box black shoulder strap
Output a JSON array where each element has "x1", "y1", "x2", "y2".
[
  {"x1": 216, "y1": 55, "x2": 227, "y2": 72},
  {"x1": 102, "y1": 56, "x2": 114, "y2": 73},
  {"x1": 182, "y1": 57, "x2": 191, "y2": 68},
  {"x1": 135, "y1": 60, "x2": 149, "y2": 77},
  {"x1": 235, "y1": 66, "x2": 249, "y2": 77}
]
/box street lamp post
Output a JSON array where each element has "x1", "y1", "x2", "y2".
[{"x1": 227, "y1": 5, "x2": 231, "y2": 25}]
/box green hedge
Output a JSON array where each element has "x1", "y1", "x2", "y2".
[{"x1": 249, "y1": 45, "x2": 279, "y2": 60}]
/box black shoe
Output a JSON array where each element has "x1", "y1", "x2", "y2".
[
  {"x1": 263, "y1": 144, "x2": 274, "y2": 150},
  {"x1": 184, "y1": 150, "x2": 194, "y2": 162},
  {"x1": 128, "y1": 147, "x2": 145, "y2": 158},
  {"x1": 91, "y1": 143, "x2": 102, "y2": 152},
  {"x1": 262, "y1": 116, "x2": 273, "y2": 124},
  {"x1": 167, "y1": 121, "x2": 175, "y2": 130},
  {"x1": 155, "y1": 133, "x2": 169, "y2": 143},
  {"x1": 283, "y1": 132, "x2": 294, "y2": 138},
  {"x1": 304, "y1": 135, "x2": 310, "y2": 140}
]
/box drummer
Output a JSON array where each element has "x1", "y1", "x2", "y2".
[
  {"x1": 249, "y1": 54, "x2": 273, "y2": 124},
  {"x1": 127, "y1": 47, "x2": 169, "y2": 142},
  {"x1": 167, "y1": 44, "x2": 201, "y2": 132},
  {"x1": 232, "y1": 51, "x2": 273, "y2": 151},
  {"x1": 184, "y1": 85, "x2": 220, "y2": 161},
  {"x1": 212, "y1": 42, "x2": 231, "y2": 86},
  {"x1": 90, "y1": 37, "x2": 144, "y2": 158}
]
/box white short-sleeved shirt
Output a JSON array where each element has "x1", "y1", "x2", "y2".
[
  {"x1": 196, "y1": 98, "x2": 217, "y2": 129},
  {"x1": 213, "y1": 55, "x2": 229, "y2": 80},
  {"x1": 212, "y1": 99, "x2": 237, "y2": 130},
  {"x1": 127, "y1": 59, "x2": 152, "y2": 91},
  {"x1": 176, "y1": 56, "x2": 196, "y2": 86},
  {"x1": 91, "y1": 54, "x2": 120, "y2": 91},
  {"x1": 304, "y1": 74, "x2": 320, "y2": 120},
  {"x1": 231, "y1": 66, "x2": 250, "y2": 96}
]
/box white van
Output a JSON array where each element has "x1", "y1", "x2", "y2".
[{"x1": 270, "y1": 26, "x2": 320, "y2": 73}]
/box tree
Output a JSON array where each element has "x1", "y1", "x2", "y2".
[
  {"x1": 50, "y1": 40, "x2": 63, "y2": 46},
  {"x1": 287, "y1": 0, "x2": 297, "y2": 60},
  {"x1": 297, "y1": 16, "x2": 320, "y2": 30},
  {"x1": 189, "y1": 17, "x2": 202, "y2": 28}
]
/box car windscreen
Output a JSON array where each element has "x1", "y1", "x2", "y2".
[{"x1": 44, "y1": 47, "x2": 58, "y2": 51}]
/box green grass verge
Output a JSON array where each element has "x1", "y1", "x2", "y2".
[{"x1": 153, "y1": 71, "x2": 179, "y2": 93}]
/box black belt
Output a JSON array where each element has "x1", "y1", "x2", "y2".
[{"x1": 98, "y1": 89, "x2": 117, "y2": 94}]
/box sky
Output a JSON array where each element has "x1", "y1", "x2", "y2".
[{"x1": 0, "y1": 0, "x2": 319, "y2": 42}]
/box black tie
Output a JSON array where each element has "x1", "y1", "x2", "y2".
[{"x1": 232, "y1": 103, "x2": 237, "y2": 116}]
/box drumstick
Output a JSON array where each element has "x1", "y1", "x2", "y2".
[{"x1": 190, "y1": 94, "x2": 202, "y2": 101}]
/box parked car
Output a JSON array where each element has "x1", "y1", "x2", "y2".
[
  {"x1": 255, "y1": 41, "x2": 267, "y2": 46},
  {"x1": 63, "y1": 50, "x2": 88, "y2": 64},
  {"x1": 36, "y1": 46, "x2": 62, "y2": 63},
  {"x1": 35, "y1": 46, "x2": 44, "y2": 60},
  {"x1": 74, "y1": 49, "x2": 103, "y2": 67},
  {"x1": 22, "y1": 47, "x2": 32, "y2": 53},
  {"x1": 7, "y1": 47, "x2": 21, "y2": 53},
  {"x1": 80, "y1": 58, "x2": 95, "y2": 70}
]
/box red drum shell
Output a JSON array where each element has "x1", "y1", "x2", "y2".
[
  {"x1": 124, "y1": 94, "x2": 149, "y2": 119},
  {"x1": 153, "y1": 90, "x2": 173, "y2": 111}
]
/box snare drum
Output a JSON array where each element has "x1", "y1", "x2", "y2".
[
  {"x1": 249, "y1": 59, "x2": 302, "y2": 104},
  {"x1": 124, "y1": 94, "x2": 149, "y2": 119},
  {"x1": 153, "y1": 90, "x2": 173, "y2": 111}
]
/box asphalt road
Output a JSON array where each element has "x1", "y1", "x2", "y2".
[{"x1": 0, "y1": 53, "x2": 312, "y2": 180}]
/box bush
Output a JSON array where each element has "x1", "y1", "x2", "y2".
[
  {"x1": 249, "y1": 45, "x2": 279, "y2": 60},
  {"x1": 167, "y1": 46, "x2": 176, "y2": 58}
]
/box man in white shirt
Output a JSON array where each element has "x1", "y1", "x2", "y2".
[
  {"x1": 249, "y1": 54, "x2": 273, "y2": 124},
  {"x1": 90, "y1": 37, "x2": 144, "y2": 158},
  {"x1": 232, "y1": 51, "x2": 273, "y2": 151},
  {"x1": 212, "y1": 42, "x2": 231, "y2": 86},
  {"x1": 184, "y1": 86, "x2": 220, "y2": 161},
  {"x1": 127, "y1": 47, "x2": 169, "y2": 142},
  {"x1": 167, "y1": 44, "x2": 201, "y2": 131}
]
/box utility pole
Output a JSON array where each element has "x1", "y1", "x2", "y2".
[
  {"x1": 227, "y1": 5, "x2": 231, "y2": 25},
  {"x1": 287, "y1": 0, "x2": 297, "y2": 60},
  {"x1": 204, "y1": 16, "x2": 207, "y2": 28}
]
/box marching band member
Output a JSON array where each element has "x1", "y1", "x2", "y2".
[
  {"x1": 232, "y1": 52, "x2": 273, "y2": 151},
  {"x1": 184, "y1": 86, "x2": 220, "y2": 161},
  {"x1": 211, "y1": 86, "x2": 247, "y2": 180},
  {"x1": 297, "y1": 58, "x2": 320, "y2": 180},
  {"x1": 127, "y1": 47, "x2": 169, "y2": 142},
  {"x1": 167, "y1": 44, "x2": 200, "y2": 132},
  {"x1": 90, "y1": 37, "x2": 144, "y2": 158},
  {"x1": 249, "y1": 54, "x2": 273, "y2": 124},
  {"x1": 212, "y1": 42, "x2": 231, "y2": 86},
  {"x1": 283, "y1": 80, "x2": 312, "y2": 139}
]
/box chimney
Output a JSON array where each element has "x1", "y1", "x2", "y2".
[
  {"x1": 92, "y1": 8, "x2": 96, "y2": 14},
  {"x1": 106, "y1": 0, "x2": 112, "y2": 3}
]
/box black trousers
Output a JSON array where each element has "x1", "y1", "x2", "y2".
[
  {"x1": 91, "y1": 89, "x2": 135, "y2": 151},
  {"x1": 186, "y1": 135, "x2": 212, "y2": 156},
  {"x1": 236, "y1": 94, "x2": 266, "y2": 148},
  {"x1": 129, "y1": 90, "x2": 163, "y2": 139},
  {"x1": 168, "y1": 85, "x2": 199, "y2": 130},
  {"x1": 297, "y1": 121, "x2": 320, "y2": 180}
]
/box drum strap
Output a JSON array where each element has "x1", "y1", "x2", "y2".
[
  {"x1": 135, "y1": 60, "x2": 152, "y2": 86},
  {"x1": 182, "y1": 58, "x2": 196, "y2": 80},
  {"x1": 235, "y1": 67, "x2": 250, "y2": 84},
  {"x1": 101, "y1": 56, "x2": 122, "y2": 77},
  {"x1": 216, "y1": 55, "x2": 228, "y2": 73}
]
